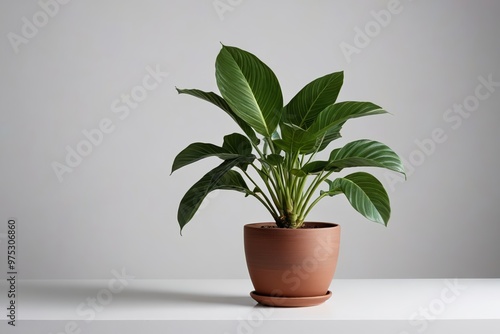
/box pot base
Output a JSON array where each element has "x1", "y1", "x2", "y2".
[{"x1": 250, "y1": 290, "x2": 332, "y2": 307}]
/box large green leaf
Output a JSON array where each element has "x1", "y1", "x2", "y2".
[
  {"x1": 178, "y1": 159, "x2": 253, "y2": 231},
  {"x1": 283, "y1": 71, "x2": 344, "y2": 129},
  {"x1": 176, "y1": 88, "x2": 259, "y2": 144},
  {"x1": 275, "y1": 122, "x2": 343, "y2": 154},
  {"x1": 302, "y1": 139, "x2": 405, "y2": 174},
  {"x1": 279, "y1": 101, "x2": 384, "y2": 154},
  {"x1": 322, "y1": 172, "x2": 390, "y2": 225},
  {"x1": 171, "y1": 133, "x2": 253, "y2": 173},
  {"x1": 215, "y1": 45, "x2": 283, "y2": 137},
  {"x1": 304, "y1": 102, "x2": 387, "y2": 142},
  {"x1": 171, "y1": 143, "x2": 238, "y2": 174}
]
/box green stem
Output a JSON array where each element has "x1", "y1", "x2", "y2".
[
  {"x1": 301, "y1": 193, "x2": 328, "y2": 219},
  {"x1": 250, "y1": 163, "x2": 281, "y2": 213},
  {"x1": 242, "y1": 169, "x2": 277, "y2": 217},
  {"x1": 298, "y1": 170, "x2": 334, "y2": 220},
  {"x1": 250, "y1": 192, "x2": 280, "y2": 221},
  {"x1": 294, "y1": 175, "x2": 309, "y2": 211}
]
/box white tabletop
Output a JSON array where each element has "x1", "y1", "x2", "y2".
[{"x1": 1, "y1": 278, "x2": 499, "y2": 333}]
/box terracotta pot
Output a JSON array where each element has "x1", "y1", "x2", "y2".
[{"x1": 244, "y1": 222, "x2": 340, "y2": 307}]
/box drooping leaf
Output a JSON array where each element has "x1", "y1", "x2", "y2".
[
  {"x1": 302, "y1": 139, "x2": 406, "y2": 175},
  {"x1": 283, "y1": 71, "x2": 344, "y2": 129},
  {"x1": 215, "y1": 45, "x2": 283, "y2": 137},
  {"x1": 322, "y1": 172, "x2": 391, "y2": 225},
  {"x1": 176, "y1": 88, "x2": 259, "y2": 144},
  {"x1": 171, "y1": 142, "x2": 238, "y2": 173},
  {"x1": 178, "y1": 158, "x2": 254, "y2": 231}
]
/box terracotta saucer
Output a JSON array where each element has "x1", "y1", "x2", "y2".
[{"x1": 250, "y1": 290, "x2": 332, "y2": 307}]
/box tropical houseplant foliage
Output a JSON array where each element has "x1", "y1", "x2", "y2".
[{"x1": 172, "y1": 45, "x2": 405, "y2": 232}]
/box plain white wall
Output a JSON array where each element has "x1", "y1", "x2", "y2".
[{"x1": 1, "y1": 0, "x2": 499, "y2": 279}]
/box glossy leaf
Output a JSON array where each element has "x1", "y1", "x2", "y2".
[
  {"x1": 302, "y1": 139, "x2": 406, "y2": 175},
  {"x1": 322, "y1": 172, "x2": 390, "y2": 225},
  {"x1": 171, "y1": 142, "x2": 238, "y2": 174},
  {"x1": 222, "y1": 133, "x2": 252, "y2": 156},
  {"x1": 215, "y1": 45, "x2": 283, "y2": 137},
  {"x1": 305, "y1": 102, "x2": 387, "y2": 142},
  {"x1": 176, "y1": 88, "x2": 259, "y2": 144},
  {"x1": 178, "y1": 159, "x2": 253, "y2": 231},
  {"x1": 174, "y1": 45, "x2": 404, "y2": 230},
  {"x1": 277, "y1": 122, "x2": 342, "y2": 154},
  {"x1": 264, "y1": 154, "x2": 284, "y2": 166},
  {"x1": 223, "y1": 133, "x2": 253, "y2": 170},
  {"x1": 283, "y1": 71, "x2": 344, "y2": 129}
]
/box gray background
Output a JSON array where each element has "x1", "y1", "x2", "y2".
[{"x1": 1, "y1": 0, "x2": 499, "y2": 280}]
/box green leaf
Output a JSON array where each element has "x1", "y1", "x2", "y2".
[
  {"x1": 178, "y1": 159, "x2": 253, "y2": 231},
  {"x1": 171, "y1": 142, "x2": 238, "y2": 173},
  {"x1": 283, "y1": 71, "x2": 344, "y2": 129},
  {"x1": 302, "y1": 139, "x2": 406, "y2": 175},
  {"x1": 277, "y1": 122, "x2": 342, "y2": 154},
  {"x1": 305, "y1": 102, "x2": 387, "y2": 143},
  {"x1": 222, "y1": 133, "x2": 252, "y2": 155},
  {"x1": 215, "y1": 45, "x2": 283, "y2": 137},
  {"x1": 305, "y1": 124, "x2": 343, "y2": 154},
  {"x1": 264, "y1": 154, "x2": 284, "y2": 166},
  {"x1": 280, "y1": 101, "x2": 385, "y2": 154},
  {"x1": 171, "y1": 133, "x2": 253, "y2": 174},
  {"x1": 274, "y1": 122, "x2": 307, "y2": 153},
  {"x1": 290, "y1": 169, "x2": 307, "y2": 177},
  {"x1": 328, "y1": 139, "x2": 405, "y2": 174},
  {"x1": 176, "y1": 88, "x2": 259, "y2": 145},
  {"x1": 223, "y1": 133, "x2": 253, "y2": 170},
  {"x1": 322, "y1": 172, "x2": 391, "y2": 225},
  {"x1": 301, "y1": 161, "x2": 328, "y2": 174}
]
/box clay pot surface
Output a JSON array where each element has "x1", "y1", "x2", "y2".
[{"x1": 244, "y1": 222, "x2": 340, "y2": 303}]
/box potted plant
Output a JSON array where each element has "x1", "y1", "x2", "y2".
[{"x1": 172, "y1": 45, "x2": 405, "y2": 307}]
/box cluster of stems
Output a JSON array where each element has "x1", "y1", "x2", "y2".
[{"x1": 241, "y1": 138, "x2": 334, "y2": 229}]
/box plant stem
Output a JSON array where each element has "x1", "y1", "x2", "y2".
[
  {"x1": 301, "y1": 193, "x2": 328, "y2": 219},
  {"x1": 250, "y1": 192, "x2": 280, "y2": 221},
  {"x1": 298, "y1": 170, "x2": 334, "y2": 220},
  {"x1": 250, "y1": 163, "x2": 281, "y2": 214}
]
